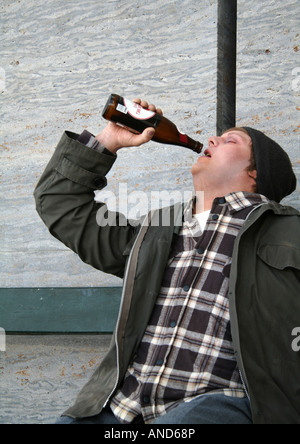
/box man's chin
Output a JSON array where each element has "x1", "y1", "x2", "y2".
[{"x1": 191, "y1": 161, "x2": 205, "y2": 176}]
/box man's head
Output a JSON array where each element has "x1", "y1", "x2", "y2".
[
  {"x1": 192, "y1": 127, "x2": 296, "y2": 203},
  {"x1": 192, "y1": 128, "x2": 257, "y2": 198}
]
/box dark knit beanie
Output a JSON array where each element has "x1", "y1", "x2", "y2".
[{"x1": 242, "y1": 127, "x2": 297, "y2": 202}]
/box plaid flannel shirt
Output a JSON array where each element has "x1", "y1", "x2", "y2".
[{"x1": 110, "y1": 192, "x2": 269, "y2": 424}]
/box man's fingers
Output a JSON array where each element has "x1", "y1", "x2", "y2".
[
  {"x1": 129, "y1": 127, "x2": 155, "y2": 147},
  {"x1": 140, "y1": 100, "x2": 149, "y2": 109},
  {"x1": 132, "y1": 98, "x2": 163, "y2": 116}
]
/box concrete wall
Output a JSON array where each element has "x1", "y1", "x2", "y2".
[
  {"x1": 237, "y1": 1, "x2": 299, "y2": 211},
  {"x1": 1, "y1": 0, "x2": 299, "y2": 289}
]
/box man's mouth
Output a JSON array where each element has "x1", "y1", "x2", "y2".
[{"x1": 204, "y1": 149, "x2": 212, "y2": 158}]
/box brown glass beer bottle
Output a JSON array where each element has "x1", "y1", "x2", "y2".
[{"x1": 102, "y1": 94, "x2": 203, "y2": 153}]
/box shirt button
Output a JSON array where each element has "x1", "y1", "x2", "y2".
[
  {"x1": 212, "y1": 214, "x2": 219, "y2": 221},
  {"x1": 170, "y1": 321, "x2": 177, "y2": 328},
  {"x1": 183, "y1": 285, "x2": 190, "y2": 292},
  {"x1": 219, "y1": 197, "x2": 226, "y2": 205},
  {"x1": 198, "y1": 248, "x2": 205, "y2": 255},
  {"x1": 143, "y1": 396, "x2": 150, "y2": 404},
  {"x1": 156, "y1": 359, "x2": 164, "y2": 366}
]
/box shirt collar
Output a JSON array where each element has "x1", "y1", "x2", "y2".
[
  {"x1": 184, "y1": 191, "x2": 269, "y2": 221},
  {"x1": 221, "y1": 192, "x2": 269, "y2": 214}
]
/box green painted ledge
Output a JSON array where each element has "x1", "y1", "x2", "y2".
[{"x1": 0, "y1": 288, "x2": 122, "y2": 334}]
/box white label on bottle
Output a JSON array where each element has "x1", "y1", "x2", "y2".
[
  {"x1": 117, "y1": 103, "x2": 128, "y2": 114},
  {"x1": 124, "y1": 98, "x2": 155, "y2": 120}
]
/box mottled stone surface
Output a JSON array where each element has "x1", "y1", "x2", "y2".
[
  {"x1": 1, "y1": 0, "x2": 299, "y2": 288},
  {"x1": 237, "y1": 0, "x2": 300, "y2": 210},
  {"x1": 0, "y1": 0, "x2": 217, "y2": 288},
  {"x1": 0, "y1": 335, "x2": 112, "y2": 424}
]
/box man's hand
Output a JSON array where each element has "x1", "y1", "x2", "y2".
[{"x1": 96, "y1": 99, "x2": 163, "y2": 154}]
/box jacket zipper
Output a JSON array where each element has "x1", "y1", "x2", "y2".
[
  {"x1": 239, "y1": 370, "x2": 250, "y2": 400},
  {"x1": 232, "y1": 204, "x2": 266, "y2": 406},
  {"x1": 104, "y1": 203, "x2": 184, "y2": 408},
  {"x1": 103, "y1": 212, "x2": 152, "y2": 408}
]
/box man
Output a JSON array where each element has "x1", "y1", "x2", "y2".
[{"x1": 34, "y1": 99, "x2": 300, "y2": 424}]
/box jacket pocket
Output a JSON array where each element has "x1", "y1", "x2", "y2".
[
  {"x1": 257, "y1": 244, "x2": 300, "y2": 271},
  {"x1": 56, "y1": 156, "x2": 107, "y2": 190}
]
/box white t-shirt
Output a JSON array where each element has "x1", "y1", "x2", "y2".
[{"x1": 193, "y1": 210, "x2": 210, "y2": 233}]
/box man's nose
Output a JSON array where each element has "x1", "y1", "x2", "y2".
[{"x1": 208, "y1": 136, "x2": 220, "y2": 147}]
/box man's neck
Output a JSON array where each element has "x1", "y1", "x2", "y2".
[
  {"x1": 193, "y1": 181, "x2": 252, "y2": 213},
  {"x1": 193, "y1": 189, "x2": 216, "y2": 213}
]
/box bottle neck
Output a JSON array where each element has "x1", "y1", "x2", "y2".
[{"x1": 181, "y1": 137, "x2": 203, "y2": 153}]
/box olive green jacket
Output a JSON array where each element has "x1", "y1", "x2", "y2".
[{"x1": 34, "y1": 131, "x2": 300, "y2": 424}]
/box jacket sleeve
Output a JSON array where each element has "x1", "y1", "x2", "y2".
[{"x1": 33, "y1": 131, "x2": 138, "y2": 279}]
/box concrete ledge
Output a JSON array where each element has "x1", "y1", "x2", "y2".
[{"x1": 0, "y1": 288, "x2": 122, "y2": 333}]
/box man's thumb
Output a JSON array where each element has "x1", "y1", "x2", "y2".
[
  {"x1": 145, "y1": 128, "x2": 155, "y2": 140},
  {"x1": 133, "y1": 127, "x2": 155, "y2": 147}
]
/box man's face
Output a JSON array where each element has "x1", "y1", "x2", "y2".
[{"x1": 191, "y1": 130, "x2": 255, "y2": 190}]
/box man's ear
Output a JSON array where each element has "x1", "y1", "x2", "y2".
[{"x1": 248, "y1": 169, "x2": 257, "y2": 181}]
